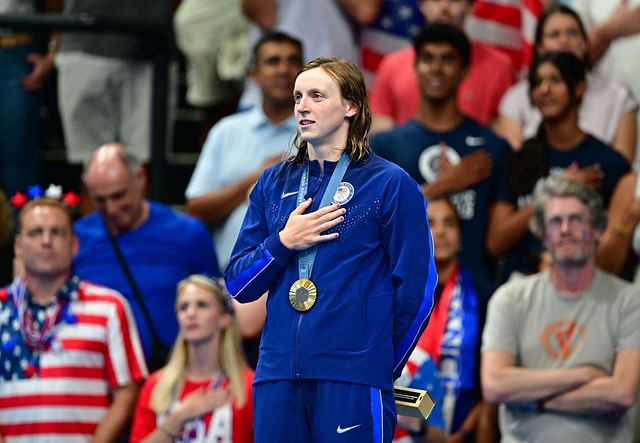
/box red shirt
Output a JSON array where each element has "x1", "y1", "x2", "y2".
[
  {"x1": 130, "y1": 367, "x2": 254, "y2": 443},
  {"x1": 370, "y1": 42, "x2": 516, "y2": 125}
]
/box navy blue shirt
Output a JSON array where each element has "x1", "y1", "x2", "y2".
[
  {"x1": 372, "y1": 118, "x2": 510, "y2": 299},
  {"x1": 499, "y1": 134, "x2": 631, "y2": 277}
]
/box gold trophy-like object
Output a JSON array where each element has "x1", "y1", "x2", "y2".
[{"x1": 394, "y1": 386, "x2": 436, "y2": 419}]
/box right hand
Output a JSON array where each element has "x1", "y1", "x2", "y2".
[
  {"x1": 279, "y1": 199, "x2": 346, "y2": 250},
  {"x1": 21, "y1": 52, "x2": 55, "y2": 92},
  {"x1": 563, "y1": 162, "x2": 603, "y2": 190},
  {"x1": 171, "y1": 386, "x2": 230, "y2": 424},
  {"x1": 438, "y1": 147, "x2": 493, "y2": 193},
  {"x1": 579, "y1": 366, "x2": 608, "y2": 383}
]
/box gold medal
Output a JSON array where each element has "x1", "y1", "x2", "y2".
[{"x1": 288, "y1": 278, "x2": 318, "y2": 312}]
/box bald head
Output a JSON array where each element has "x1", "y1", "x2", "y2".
[
  {"x1": 83, "y1": 144, "x2": 147, "y2": 234},
  {"x1": 84, "y1": 143, "x2": 141, "y2": 180}
]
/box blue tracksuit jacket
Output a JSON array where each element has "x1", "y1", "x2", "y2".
[{"x1": 225, "y1": 153, "x2": 437, "y2": 391}]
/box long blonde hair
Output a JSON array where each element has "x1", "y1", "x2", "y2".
[
  {"x1": 289, "y1": 57, "x2": 372, "y2": 164},
  {"x1": 150, "y1": 275, "x2": 247, "y2": 412}
]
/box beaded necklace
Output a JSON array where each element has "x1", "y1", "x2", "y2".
[{"x1": 1, "y1": 276, "x2": 79, "y2": 378}]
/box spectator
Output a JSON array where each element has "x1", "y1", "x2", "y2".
[
  {"x1": 487, "y1": 52, "x2": 630, "y2": 279},
  {"x1": 0, "y1": 197, "x2": 147, "y2": 442},
  {"x1": 394, "y1": 197, "x2": 497, "y2": 443},
  {"x1": 371, "y1": 23, "x2": 510, "y2": 302},
  {"x1": 186, "y1": 31, "x2": 302, "y2": 270},
  {"x1": 174, "y1": 0, "x2": 250, "y2": 146},
  {"x1": 494, "y1": 3, "x2": 638, "y2": 162},
  {"x1": 0, "y1": 0, "x2": 55, "y2": 195},
  {"x1": 54, "y1": 0, "x2": 172, "y2": 165},
  {"x1": 73, "y1": 144, "x2": 219, "y2": 371},
  {"x1": 225, "y1": 57, "x2": 436, "y2": 442},
  {"x1": 238, "y1": 0, "x2": 381, "y2": 109},
  {"x1": 482, "y1": 176, "x2": 640, "y2": 443},
  {"x1": 369, "y1": 0, "x2": 516, "y2": 133},
  {"x1": 130, "y1": 275, "x2": 254, "y2": 443}
]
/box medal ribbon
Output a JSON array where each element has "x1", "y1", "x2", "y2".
[{"x1": 296, "y1": 153, "x2": 350, "y2": 281}]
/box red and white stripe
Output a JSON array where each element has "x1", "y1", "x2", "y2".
[
  {"x1": 465, "y1": 0, "x2": 544, "y2": 70},
  {"x1": 0, "y1": 282, "x2": 147, "y2": 443},
  {"x1": 361, "y1": 28, "x2": 412, "y2": 87}
]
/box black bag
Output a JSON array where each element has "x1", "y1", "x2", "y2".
[
  {"x1": 106, "y1": 226, "x2": 171, "y2": 372},
  {"x1": 148, "y1": 337, "x2": 171, "y2": 373}
]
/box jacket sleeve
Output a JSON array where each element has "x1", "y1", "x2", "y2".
[
  {"x1": 224, "y1": 173, "x2": 295, "y2": 303},
  {"x1": 381, "y1": 172, "x2": 437, "y2": 380}
]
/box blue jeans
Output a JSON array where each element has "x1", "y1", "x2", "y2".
[{"x1": 0, "y1": 45, "x2": 40, "y2": 195}]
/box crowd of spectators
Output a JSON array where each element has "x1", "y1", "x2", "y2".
[{"x1": 2, "y1": 0, "x2": 640, "y2": 442}]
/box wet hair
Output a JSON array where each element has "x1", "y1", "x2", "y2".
[
  {"x1": 534, "y1": 3, "x2": 591, "y2": 67},
  {"x1": 413, "y1": 22, "x2": 471, "y2": 69},
  {"x1": 529, "y1": 176, "x2": 607, "y2": 239},
  {"x1": 289, "y1": 57, "x2": 372, "y2": 164},
  {"x1": 505, "y1": 51, "x2": 586, "y2": 198},
  {"x1": 251, "y1": 31, "x2": 303, "y2": 68}
]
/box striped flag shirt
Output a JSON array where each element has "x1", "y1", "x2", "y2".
[{"x1": 0, "y1": 280, "x2": 148, "y2": 443}]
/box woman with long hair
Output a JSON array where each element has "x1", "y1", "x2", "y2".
[
  {"x1": 225, "y1": 57, "x2": 435, "y2": 443},
  {"x1": 130, "y1": 275, "x2": 254, "y2": 442},
  {"x1": 487, "y1": 51, "x2": 630, "y2": 279},
  {"x1": 494, "y1": 3, "x2": 637, "y2": 162}
]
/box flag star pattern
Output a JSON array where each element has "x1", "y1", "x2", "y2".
[{"x1": 0, "y1": 278, "x2": 148, "y2": 442}]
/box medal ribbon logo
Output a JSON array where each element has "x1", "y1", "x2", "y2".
[{"x1": 289, "y1": 153, "x2": 350, "y2": 312}]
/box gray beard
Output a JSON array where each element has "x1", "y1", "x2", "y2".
[{"x1": 553, "y1": 254, "x2": 590, "y2": 270}]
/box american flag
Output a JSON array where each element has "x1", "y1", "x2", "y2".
[
  {"x1": 465, "y1": 0, "x2": 545, "y2": 70},
  {"x1": 360, "y1": 0, "x2": 425, "y2": 86},
  {"x1": 0, "y1": 281, "x2": 147, "y2": 442},
  {"x1": 362, "y1": 0, "x2": 545, "y2": 84}
]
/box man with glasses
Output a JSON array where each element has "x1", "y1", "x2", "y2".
[{"x1": 480, "y1": 176, "x2": 640, "y2": 443}]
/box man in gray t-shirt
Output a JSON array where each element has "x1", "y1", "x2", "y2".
[{"x1": 481, "y1": 176, "x2": 640, "y2": 443}]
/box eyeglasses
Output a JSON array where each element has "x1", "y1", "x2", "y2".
[{"x1": 545, "y1": 213, "x2": 590, "y2": 232}]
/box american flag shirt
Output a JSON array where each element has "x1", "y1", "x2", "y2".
[{"x1": 0, "y1": 277, "x2": 147, "y2": 443}]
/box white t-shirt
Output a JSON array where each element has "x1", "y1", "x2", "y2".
[{"x1": 569, "y1": 0, "x2": 640, "y2": 168}]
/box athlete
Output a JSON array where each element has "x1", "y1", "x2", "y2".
[{"x1": 225, "y1": 57, "x2": 437, "y2": 443}]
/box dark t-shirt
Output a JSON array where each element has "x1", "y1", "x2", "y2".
[
  {"x1": 498, "y1": 134, "x2": 631, "y2": 278},
  {"x1": 372, "y1": 118, "x2": 510, "y2": 300}
]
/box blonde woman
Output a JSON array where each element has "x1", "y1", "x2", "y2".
[{"x1": 130, "y1": 275, "x2": 254, "y2": 442}]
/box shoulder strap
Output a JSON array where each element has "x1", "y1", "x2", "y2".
[{"x1": 105, "y1": 226, "x2": 164, "y2": 343}]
